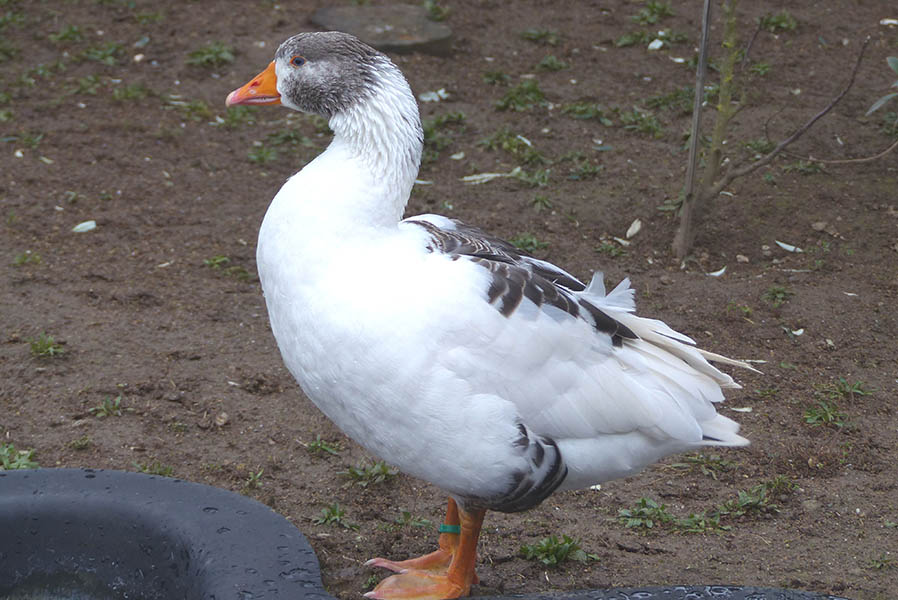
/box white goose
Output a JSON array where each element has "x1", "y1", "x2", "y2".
[{"x1": 227, "y1": 31, "x2": 750, "y2": 600}]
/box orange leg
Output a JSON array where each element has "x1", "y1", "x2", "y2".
[{"x1": 365, "y1": 501, "x2": 486, "y2": 600}]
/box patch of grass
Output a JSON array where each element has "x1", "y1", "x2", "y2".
[
  {"x1": 187, "y1": 41, "x2": 234, "y2": 67},
  {"x1": 620, "y1": 107, "x2": 664, "y2": 138},
  {"x1": 615, "y1": 30, "x2": 653, "y2": 48},
  {"x1": 759, "y1": 11, "x2": 797, "y2": 33},
  {"x1": 203, "y1": 255, "x2": 230, "y2": 269},
  {"x1": 595, "y1": 242, "x2": 625, "y2": 257},
  {"x1": 716, "y1": 481, "x2": 784, "y2": 518},
  {"x1": 880, "y1": 112, "x2": 898, "y2": 138},
  {"x1": 478, "y1": 127, "x2": 546, "y2": 164},
  {"x1": 82, "y1": 42, "x2": 122, "y2": 66},
  {"x1": 174, "y1": 98, "x2": 213, "y2": 122},
  {"x1": 70, "y1": 75, "x2": 102, "y2": 95},
  {"x1": 515, "y1": 168, "x2": 551, "y2": 188},
  {"x1": 645, "y1": 87, "x2": 693, "y2": 113},
  {"x1": 744, "y1": 138, "x2": 775, "y2": 156},
  {"x1": 727, "y1": 301, "x2": 753, "y2": 320},
  {"x1": 395, "y1": 510, "x2": 432, "y2": 528},
  {"x1": 133, "y1": 460, "x2": 174, "y2": 477},
  {"x1": 561, "y1": 102, "x2": 613, "y2": 125},
  {"x1": 423, "y1": 0, "x2": 449, "y2": 21},
  {"x1": 29, "y1": 333, "x2": 64, "y2": 358},
  {"x1": 313, "y1": 503, "x2": 359, "y2": 530},
  {"x1": 804, "y1": 399, "x2": 847, "y2": 428},
  {"x1": 135, "y1": 10, "x2": 164, "y2": 24},
  {"x1": 340, "y1": 460, "x2": 398, "y2": 488},
  {"x1": 631, "y1": 0, "x2": 674, "y2": 25},
  {"x1": 13, "y1": 250, "x2": 41, "y2": 266},
  {"x1": 520, "y1": 535, "x2": 593, "y2": 566},
  {"x1": 520, "y1": 28, "x2": 560, "y2": 46},
  {"x1": 782, "y1": 160, "x2": 823, "y2": 175},
  {"x1": 509, "y1": 233, "x2": 549, "y2": 253},
  {"x1": 866, "y1": 554, "x2": 895, "y2": 570},
  {"x1": 670, "y1": 452, "x2": 736, "y2": 480},
  {"x1": 305, "y1": 435, "x2": 342, "y2": 456},
  {"x1": 248, "y1": 145, "x2": 278, "y2": 164},
  {"x1": 0, "y1": 442, "x2": 38, "y2": 470},
  {"x1": 750, "y1": 62, "x2": 771, "y2": 76},
  {"x1": 834, "y1": 377, "x2": 873, "y2": 399},
  {"x1": 89, "y1": 394, "x2": 124, "y2": 418},
  {"x1": 49, "y1": 25, "x2": 84, "y2": 42},
  {"x1": 536, "y1": 55, "x2": 568, "y2": 71},
  {"x1": 482, "y1": 70, "x2": 511, "y2": 86},
  {"x1": 244, "y1": 468, "x2": 264, "y2": 489},
  {"x1": 69, "y1": 434, "x2": 92, "y2": 450},
  {"x1": 531, "y1": 195, "x2": 553, "y2": 212},
  {"x1": 567, "y1": 160, "x2": 602, "y2": 181},
  {"x1": 495, "y1": 79, "x2": 546, "y2": 112},
  {"x1": 217, "y1": 105, "x2": 258, "y2": 128},
  {"x1": 112, "y1": 83, "x2": 151, "y2": 101},
  {"x1": 618, "y1": 497, "x2": 676, "y2": 529},
  {"x1": 762, "y1": 285, "x2": 792, "y2": 308},
  {"x1": 422, "y1": 111, "x2": 465, "y2": 163}
]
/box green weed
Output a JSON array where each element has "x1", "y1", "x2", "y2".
[
  {"x1": 520, "y1": 535, "x2": 592, "y2": 566},
  {"x1": 645, "y1": 87, "x2": 693, "y2": 113},
  {"x1": 0, "y1": 39, "x2": 19, "y2": 62},
  {"x1": 70, "y1": 75, "x2": 102, "y2": 95},
  {"x1": 29, "y1": 333, "x2": 64, "y2": 358},
  {"x1": 82, "y1": 42, "x2": 122, "y2": 66},
  {"x1": 217, "y1": 105, "x2": 258, "y2": 128},
  {"x1": 313, "y1": 503, "x2": 359, "y2": 530},
  {"x1": 520, "y1": 28, "x2": 560, "y2": 46},
  {"x1": 531, "y1": 195, "x2": 553, "y2": 212},
  {"x1": 187, "y1": 42, "x2": 234, "y2": 67},
  {"x1": 670, "y1": 452, "x2": 736, "y2": 480},
  {"x1": 112, "y1": 83, "x2": 151, "y2": 101},
  {"x1": 744, "y1": 138, "x2": 775, "y2": 156},
  {"x1": 423, "y1": 0, "x2": 449, "y2": 21},
  {"x1": 478, "y1": 127, "x2": 546, "y2": 164},
  {"x1": 834, "y1": 377, "x2": 872, "y2": 399},
  {"x1": 244, "y1": 468, "x2": 264, "y2": 489},
  {"x1": 482, "y1": 70, "x2": 511, "y2": 86},
  {"x1": 0, "y1": 442, "x2": 38, "y2": 470},
  {"x1": 133, "y1": 460, "x2": 174, "y2": 477},
  {"x1": 69, "y1": 434, "x2": 92, "y2": 450},
  {"x1": 804, "y1": 400, "x2": 847, "y2": 428},
  {"x1": 509, "y1": 233, "x2": 548, "y2": 253},
  {"x1": 620, "y1": 107, "x2": 664, "y2": 138},
  {"x1": 89, "y1": 394, "x2": 124, "y2": 418},
  {"x1": 631, "y1": 1, "x2": 674, "y2": 25},
  {"x1": 750, "y1": 62, "x2": 771, "y2": 76},
  {"x1": 759, "y1": 11, "x2": 797, "y2": 33},
  {"x1": 248, "y1": 145, "x2": 278, "y2": 164},
  {"x1": 395, "y1": 510, "x2": 432, "y2": 528},
  {"x1": 306, "y1": 435, "x2": 342, "y2": 456},
  {"x1": 595, "y1": 242, "x2": 625, "y2": 257},
  {"x1": 49, "y1": 25, "x2": 85, "y2": 42},
  {"x1": 495, "y1": 80, "x2": 546, "y2": 112},
  {"x1": 13, "y1": 250, "x2": 41, "y2": 266},
  {"x1": 618, "y1": 497, "x2": 675, "y2": 529},
  {"x1": 782, "y1": 160, "x2": 823, "y2": 175},
  {"x1": 515, "y1": 168, "x2": 551, "y2": 187},
  {"x1": 422, "y1": 111, "x2": 465, "y2": 163},
  {"x1": 340, "y1": 460, "x2": 398, "y2": 487},
  {"x1": 536, "y1": 55, "x2": 568, "y2": 71},
  {"x1": 561, "y1": 102, "x2": 613, "y2": 125},
  {"x1": 762, "y1": 285, "x2": 792, "y2": 308},
  {"x1": 203, "y1": 255, "x2": 230, "y2": 269}
]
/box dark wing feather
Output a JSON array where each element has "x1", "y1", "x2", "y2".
[{"x1": 406, "y1": 218, "x2": 636, "y2": 346}]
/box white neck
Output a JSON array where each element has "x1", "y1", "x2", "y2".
[{"x1": 286, "y1": 61, "x2": 423, "y2": 232}]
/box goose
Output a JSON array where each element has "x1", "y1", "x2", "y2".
[{"x1": 226, "y1": 31, "x2": 751, "y2": 600}]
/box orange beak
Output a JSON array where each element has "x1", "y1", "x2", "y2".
[{"x1": 225, "y1": 61, "x2": 281, "y2": 106}]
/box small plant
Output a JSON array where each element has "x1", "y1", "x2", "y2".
[
  {"x1": 89, "y1": 394, "x2": 124, "y2": 418},
  {"x1": 726, "y1": 301, "x2": 753, "y2": 320},
  {"x1": 670, "y1": 452, "x2": 736, "y2": 480},
  {"x1": 804, "y1": 400, "x2": 847, "y2": 428},
  {"x1": 536, "y1": 55, "x2": 568, "y2": 71},
  {"x1": 531, "y1": 195, "x2": 553, "y2": 212},
  {"x1": 759, "y1": 11, "x2": 797, "y2": 33},
  {"x1": 509, "y1": 233, "x2": 548, "y2": 253},
  {"x1": 782, "y1": 160, "x2": 823, "y2": 175},
  {"x1": 567, "y1": 160, "x2": 602, "y2": 181},
  {"x1": 187, "y1": 42, "x2": 235, "y2": 67},
  {"x1": 632, "y1": 1, "x2": 674, "y2": 25},
  {"x1": 70, "y1": 75, "x2": 102, "y2": 96},
  {"x1": 175, "y1": 99, "x2": 213, "y2": 122},
  {"x1": 762, "y1": 285, "x2": 792, "y2": 308},
  {"x1": 29, "y1": 333, "x2": 65, "y2": 358},
  {"x1": 49, "y1": 25, "x2": 85, "y2": 43},
  {"x1": 645, "y1": 87, "x2": 693, "y2": 113},
  {"x1": 866, "y1": 554, "x2": 895, "y2": 570},
  {"x1": 204, "y1": 255, "x2": 230, "y2": 269},
  {"x1": 618, "y1": 497, "x2": 675, "y2": 529},
  {"x1": 422, "y1": 111, "x2": 465, "y2": 163},
  {"x1": 561, "y1": 102, "x2": 613, "y2": 125},
  {"x1": 0, "y1": 39, "x2": 19, "y2": 62},
  {"x1": 750, "y1": 62, "x2": 771, "y2": 76},
  {"x1": 248, "y1": 145, "x2": 278, "y2": 164},
  {"x1": 620, "y1": 107, "x2": 664, "y2": 138},
  {"x1": 217, "y1": 105, "x2": 258, "y2": 128},
  {"x1": 834, "y1": 377, "x2": 872, "y2": 399},
  {"x1": 482, "y1": 70, "x2": 511, "y2": 86},
  {"x1": 595, "y1": 242, "x2": 625, "y2": 257},
  {"x1": 313, "y1": 503, "x2": 359, "y2": 530},
  {"x1": 478, "y1": 127, "x2": 546, "y2": 165},
  {"x1": 520, "y1": 535, "x2": 592, "y2": 566},
  {"x1": 615, "y1": 31, "x2": 654, "y2": 48},
  {"x1": 306, "y1": 435, "x2": 342, "y2": 456},
  {"x1": 744, "y1": 138, "x2": 776, "y2": 156},
  {"x1": 13, "y1": 250, "x2": 41, "y2": 266},
  {"x1": 133, "y1": 461, "x2": 174, "y2": 477},
  {"x1": 69, "y1": 435, "x2": 92, "y2": 450},
  {"x1": 82, "y1": 42, "x2": 122, "y2": 66},
  {"x1": 395, "y1": 510, "x2": 432, "y2": 528},
  {"x1": 423, "y1": 0, "x2": 450, "y2": 21},
  {"x1": 112, "y1": 83, "x2": 151, "y2": 102},
  {"x1": 716, "y1": 482, "x2": 783, "y2": 518},
  {"x1": 244, "y1": 469, "x2": 264, "y2": 489},
  {"x1": 495, "y1": 80, "x2": 546, "y2": 112},
  {"x1": 519, "y1": 28, "x2": 560, "y2": 46},
  {"x1": 866, "y1": 57, "x2": 898, "y2": 116},
  {"x1": 340, "y1": 460, "x2": 398, "y2": 487},
  {"x1": 0, "y1": 442, "x2": 38, "y2": 470}
]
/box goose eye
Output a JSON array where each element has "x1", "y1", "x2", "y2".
[{"x1": 290, "y1": 55, "x2": 306, "y2": 67}]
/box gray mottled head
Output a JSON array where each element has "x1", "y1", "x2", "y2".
[{"x1": 273, "y1": 31, "x2": 387, "y2": 117}]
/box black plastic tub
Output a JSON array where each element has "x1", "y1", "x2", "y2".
[{"x1": 0, "y1": 468, "x2": 849, "y2": 600}]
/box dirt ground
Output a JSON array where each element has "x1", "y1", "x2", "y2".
[{"x1": 1, "y1": 1, "x2": 897, "y2": 599}]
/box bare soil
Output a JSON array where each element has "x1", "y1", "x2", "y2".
[{"x1": 2, "y1": 1, "x2": 897, "y2": 599}]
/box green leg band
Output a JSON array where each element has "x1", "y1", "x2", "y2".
[{"x1": 438, "y1": 524, "x2": 461, "y2": 534}]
